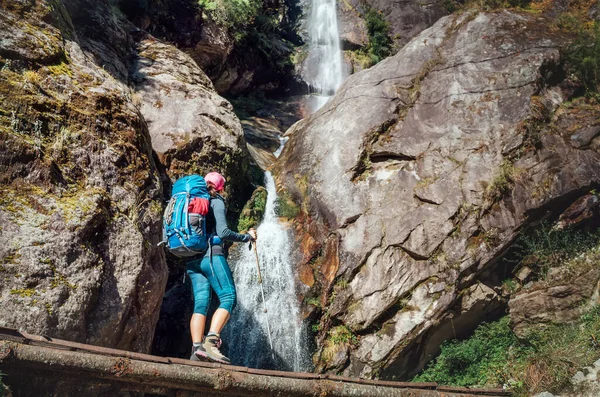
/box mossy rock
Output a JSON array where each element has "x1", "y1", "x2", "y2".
[{"x1": 237, "y1": 186, "x2": 267, "y2": 232}]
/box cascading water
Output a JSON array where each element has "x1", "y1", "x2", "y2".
[
  {"x1": 307, "y1": 0, "x2": 344, "y2": 112},
  {"x1": 222, "y1": 171, "x2": 311, "y2": 371},
  {"x1": 221, "y1": 0, "x2": 343, "y2": 372}
]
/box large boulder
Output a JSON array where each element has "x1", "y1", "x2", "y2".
[
  {"x1": 0, "y1": 0, "x2": 166, "y2": 352},
  {"x1": 277, "y1": 10, "x2": 600, "y2": 379},
  {"x1": 131, "y1": 32, "x2": 259, "y2": 212}
]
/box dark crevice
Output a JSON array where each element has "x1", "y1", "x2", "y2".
[
  {"x1": 344, "y1": 237, "x2": 384, "y2": 285},
  {"x1": 339, "y1": 214, "x2": 362, "y2": 229},
  {"x1": 355, "y1": 289, "x2": 414, "y2": 337},
  {"x1": 350, "y1": 118, "x2": 399, "y2": 182},
  {"x1": 398, "y1": 245, "x2": 430, "y2": 261},
  {"x1": 422, "y1": 80, "x2": 537, "y2": 106},
  {"x1": 370, "y1": 152, "x2": 416, "y2": 163},
  {"x1": 414, "y1": 194, "x2": 440, "y2": 205}
]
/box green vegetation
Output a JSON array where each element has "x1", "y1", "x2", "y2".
[
  {"x1": 344, "y1": 50, "x2": 373, "y2": 72},
  {"x1": 275, "y1": 191, "x2": 299, "y2": 219},
  {"x1": 321, "y1": 324, "x2": 359, "y2": 364},
  {"x1": 414, "y1": 307, "x2": 600, "y2": 395},
  {"x1": 328, "y1": 325, "x2": 358, "y2": 345},
  {"x1": 414, "y1": 317, "x2": 518, "y2": 387},
  {"x1": 199, "y1": 0, "x2": 297, "y2": 77},
  {"x1": 305, "y1": 296, "x2": 321, "y2": 308},
  {"x1": 10, "y1": 287, "x2": 38, "y2": 298},
  {"x1": 364, "y1": 9, "x2": 393, "y2": 64},
  {"x1": 0, "y1": 371, "x2": 7, "y2": 397},
  {"x1": 237, "y1": 187, "x2": 267, "y2": 232},
  {"x1": 198, "y1": 0, "x2": 260, "y2": 29},
  {"x1": 563, "y1": 21, "x2": 600, "y2": 96},
  {"x1": 516, "y1": 222, "x2": 600, "y2": 280},
  {"x1": 442, "y1": 0, "x2": 531, "y2": 12},
  {"x1": 342, "y1": 7, "x2": 394, "y2": 70},
  {"x1": 484, "y1": 160, "x2": 520, "y2": 202}
]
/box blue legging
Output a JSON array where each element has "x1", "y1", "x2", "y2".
[{"x1": 187, "y1": 255, "x2": 236, "y2": 315}]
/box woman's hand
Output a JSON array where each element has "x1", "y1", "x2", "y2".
[{"x1": 248, "y1": 228, "x2": 257, "y2": 241}]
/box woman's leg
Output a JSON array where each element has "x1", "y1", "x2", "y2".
[
  {"x1": 186, "y1": 260, "x2": 212, "y2": 350},
  {"x1": 201, "y1": 255, "x2": 237, "y2": 332},
  {"x1": 190, "y1": 313, "x2": 207, "y2": 343},
  {"x1": 200, "y1": 254, "x2": 237, "y2": 363}
]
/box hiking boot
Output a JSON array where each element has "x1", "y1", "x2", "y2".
[
  {"x1": 192, "y1": 342, "x2": 209, "y2": 361},
  {"x1": 202, "y1": 334, "x2": 230, "y2": 364}
]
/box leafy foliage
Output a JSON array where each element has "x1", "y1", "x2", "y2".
[
  {"x1": 198, "y1": 0, "x2": 260, "y2": 29},
  {"x1": 414, "y1": 307, "x2": 600, "y2": 395},
  {"x1": 364, "y1": 9, "x2": 393, "y2": 64},
  {"x1": 563, "y1": 21, "x2": 600, "y2": 95},
  {"x1": 440, "y1": 0, "x2": 531, "y2": 14},
  {"x1": 198, "y1": 0, "x2": 298, "y2": 87},
  {"x1": 275, "y1": 192, "x2": 299, "y2": 219}
]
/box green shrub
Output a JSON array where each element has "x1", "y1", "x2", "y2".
[
  {"x1": 413, "y1": 307, "x2": 600, "y2": 395},
  {"x1": 364, "y1": 9, "x2": 393, "y2": 64},
  {"x1": 328, "y1": 325, "x2": 358, "y2": 345},
  {"x1": 198, "y1": 0, "x2": 260, "y2": 29},
  {"x1": 564, "y1": 21, "x2": 600, "y2": 95},
  {"x1": 413, "y1": 317, "x2": 520, "y2": 387},
  {"x1": 485, "y1": 160, "x2": 518, "y2": 201}
]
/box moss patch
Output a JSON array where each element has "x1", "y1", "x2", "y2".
[{"x1": 237, "y1": 186, "x2": 267, "y2": 232}]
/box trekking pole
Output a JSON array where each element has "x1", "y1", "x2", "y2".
[{"x1": 252, "y1": 240, "x2": 275, "y2": 356}]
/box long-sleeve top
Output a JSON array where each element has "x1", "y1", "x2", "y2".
[{"x1": 204, "y1": 195, "x2": 250, "y2": 258}]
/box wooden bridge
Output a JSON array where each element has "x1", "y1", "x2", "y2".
[{"x1": 0, "y1": 327, "x2": 510, "y2": 396}]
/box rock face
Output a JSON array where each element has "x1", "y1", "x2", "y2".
[
  {"x1": 277, "y1": 11, "x2": 600, "y2": 379},
  {"x1": 0, "y1": 0, "x2": 258, "y2": 358},
  {"x1": 0, "y1": 0, "x2": 166, "y2": 352}
]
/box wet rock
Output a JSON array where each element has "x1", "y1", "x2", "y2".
[{"x1": 277, "y1": 11, "x2": 600, "y2": 379}]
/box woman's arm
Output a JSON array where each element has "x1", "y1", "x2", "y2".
[{"x1": 211, "y1": 198, "x2": 252, "y2": 242}]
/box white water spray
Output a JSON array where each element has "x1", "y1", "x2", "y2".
[
  {"x1": 307, "y1": 0, "x2": 344, "y2": 112},
  {"x1": 223, "y1": 172, "x2": 311, "y2": 371}
]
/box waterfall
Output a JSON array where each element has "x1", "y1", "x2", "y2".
[
  {"x1": 307, "y1": 0, "x2": 344, "y2": 112},
  {"x1": 223, "y1": 172, "x2": 311, "y2": 371}
]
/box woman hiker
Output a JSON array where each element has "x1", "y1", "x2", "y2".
[{"x1": 187, "y1": 172, "x2": 256, "y2": 364}]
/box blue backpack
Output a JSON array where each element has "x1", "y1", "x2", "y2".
[{"x1": 161, "y1": 175, "x2": 211, "y2": 258}]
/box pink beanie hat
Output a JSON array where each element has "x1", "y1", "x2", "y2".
[{"x1": 205, "y1": 172, "x2": 226, "y2": 192}]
